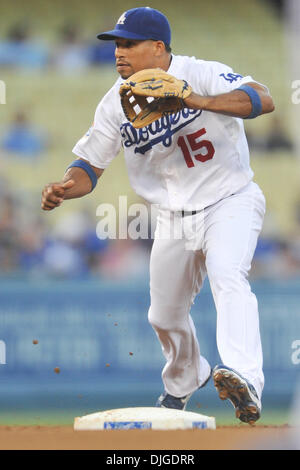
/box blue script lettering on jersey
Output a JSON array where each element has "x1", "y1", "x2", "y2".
[
  {"x1": 219, "y1": 72, "x2": 243, "y2": 83},
  {"x1": 120, "y1": 108, "x2": 202, "y2": 155}
]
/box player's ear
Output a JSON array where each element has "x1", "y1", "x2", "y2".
[{"x1": 153, "y1": 40, "x2": 166, "y2": 56}]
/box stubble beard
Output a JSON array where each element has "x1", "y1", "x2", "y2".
[{"x1": 119, "y1": 70, "x2": 133, "y2": 79}]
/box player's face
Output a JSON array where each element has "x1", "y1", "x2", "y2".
[{"x1": 115, "y1": 39, "x2": 160, "y2": 78}]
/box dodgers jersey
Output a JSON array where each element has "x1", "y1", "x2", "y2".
[{"x1": 73, "y1": 54, "x2": 262, "y2": 211}]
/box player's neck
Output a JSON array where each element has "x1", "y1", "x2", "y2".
[{"x1": 157, "y1": 53, "x2": 172, "y2": 72}]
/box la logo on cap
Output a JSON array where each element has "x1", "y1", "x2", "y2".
[{"x1": 117, "y1": 12, "x2": 127, "y2": 25}]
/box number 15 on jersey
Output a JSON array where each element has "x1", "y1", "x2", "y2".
[{"x1": 177, "y1": 128, "x2": 215, "y2": 168}]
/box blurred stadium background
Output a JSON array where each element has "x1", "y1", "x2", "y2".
[{"x1": 0, "y1": 0, "x2": 300, "y2": 426}]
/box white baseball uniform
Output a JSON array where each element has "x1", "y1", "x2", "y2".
[{"x1": 73, "y1": 54, "x2": 266, "y2": 399}]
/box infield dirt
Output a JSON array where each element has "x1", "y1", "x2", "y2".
[{"x1": 0, "y1": 425, "x2": 292, "y2": 450}]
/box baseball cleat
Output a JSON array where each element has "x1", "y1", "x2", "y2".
[
  {"x1": 156, "y1": 367, "x2": 212, "y2": 410},
  {"x1": 212, "y1": 365, "x2": 261, "y2": 425},
  {"x1": 156, "y1": 392, "x2": 193, "y2": 410}
]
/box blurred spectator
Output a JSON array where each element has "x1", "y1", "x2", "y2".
[
  {"x1": 245, "y1": 128, "x2": 267, "y2": 152},
  {"x1": 87, "y1": 18, "x2": 115, "y2": 66},
  {"x1": 264, "y1": 116, "x2": 294, "y2": 152},
  {"x1": 295, "y1": 199, "x2": 300, "y2": 227},
  {"x1": 252, "y1": 236, "x2": 300, "y2": 279},
  {"x1": 52, "y1": 23, "x2": 90, "y2": 73},
  {"x1": 1, "y1": 111, "x2": 48, "y2": 158},
  {"x1": 42, "y1": 210, "x2": 108, "y2": 278},
  {"x1": 98, "y1": 238, "x2": 150, "y2": 280},
  {"x1": 18, "y1": 234, "x2": 44, "y2": 272},
  {"x1": 0, "y1": 22, "x2": 49, "y2": 69},
  {"x1": 0, "y1": 192, "x2": 20, "y2": 272},
  {"x1": 82, "y1": 229, "x2": 110, "y2": 273},
  {"x1": 246, "y1": 116, "x2": 294, "y2": 153},
  {"x1": 42, "y1": 239, "x2": 88, "y2": 278},
  {"x1": 88, "y1": 41, "x2": 115, "y2": 66}
]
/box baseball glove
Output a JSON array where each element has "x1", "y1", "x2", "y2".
[{"x1": 119, "y1": 68, "x2": 193, "y2": 128}]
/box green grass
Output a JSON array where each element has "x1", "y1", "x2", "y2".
[{"x1": 0, "y1": 408, "x2": 290, "y2": 427}]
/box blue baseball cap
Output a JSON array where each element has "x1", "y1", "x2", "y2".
[{"x1": 97, "y1": 7, "x2": 171, "y2": 46}]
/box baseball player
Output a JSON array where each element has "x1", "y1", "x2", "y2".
[{"x1": 41, "y1": 7, "x2": 275, "y2": 425}]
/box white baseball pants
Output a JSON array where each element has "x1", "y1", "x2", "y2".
[{"x1": 148, "y1": 182, "x2": 266, "y2": 399}]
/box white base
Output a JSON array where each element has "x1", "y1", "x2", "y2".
[{"x1": 74, "y1": 407, "x2": 216, "y2": 431}]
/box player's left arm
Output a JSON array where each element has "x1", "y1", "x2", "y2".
[{"x1": 183, "y1": 82, "x2": 275, "y2": 119}]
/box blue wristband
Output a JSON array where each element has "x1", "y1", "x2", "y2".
[
  {"x1": 236, "y1": 84, "x2": 262, "y2": 119},
  {"x1": 66, "y1": 159, "x2": 98, "y2": 191}
]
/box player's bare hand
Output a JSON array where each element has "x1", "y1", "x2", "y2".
[{"x1": 41, "y1": 180, "x2": 75, "y2": 211}]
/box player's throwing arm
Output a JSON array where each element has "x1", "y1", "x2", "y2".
[{"x1": 41, "y1": 159, "x2": 103, "y2": 211}]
